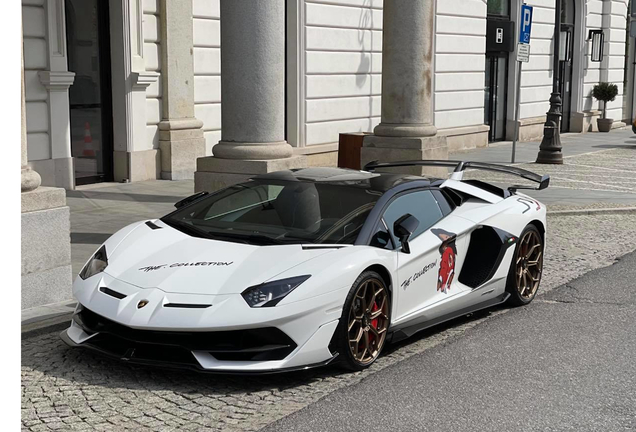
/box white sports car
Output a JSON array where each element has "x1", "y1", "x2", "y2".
[{"x1": 62, "y1": 160, "x2": 549, "y2": 373}]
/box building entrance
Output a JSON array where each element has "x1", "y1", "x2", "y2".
[{"x1": 66, "y1": 0, "x2": 113, "y2": 185}]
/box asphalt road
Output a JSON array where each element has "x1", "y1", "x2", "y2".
[{"x1": 263, "y1": 251, "x2": 636, "y2": 432}]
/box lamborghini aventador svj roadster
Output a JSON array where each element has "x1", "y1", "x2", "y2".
[{"x1": 62, "y1": 160, "x2": 549, "y2": 373}]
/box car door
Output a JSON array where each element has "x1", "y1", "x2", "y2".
[{"x1": 381, "y1": 189, "x2": 474, "y2": 326}]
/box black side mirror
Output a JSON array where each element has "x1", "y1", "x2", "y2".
[
  {"x1": 393, "y1": 214, "x2": 419, "y2": 254},
  {"x1": 174, "y1": 191, "x2": 209, "y2": 209}
]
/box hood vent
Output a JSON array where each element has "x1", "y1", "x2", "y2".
[
  {"x1": 145, "y1": 221, "x2": 162, "y2": 230},
  {"x1": 301, "y1": 245, "x2": 347, "y2": 250},
  {"x1": 164, "y1": 303, "x2": 212, "y2": 309},
  {"x1": 99, "y1": 287, "x2": 127, "y2": 300}
]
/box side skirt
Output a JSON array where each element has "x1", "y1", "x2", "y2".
[{"x1": 388, "y1": 292, "x2": 510, "y2": 344}]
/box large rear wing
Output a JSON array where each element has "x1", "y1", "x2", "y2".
[{"x1": 363, "y1": 160, "x2": 550, "y2": 191}]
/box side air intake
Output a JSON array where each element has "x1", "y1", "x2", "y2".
[{"x1": 459, "y1": 226, "x2": 516, "y2": 289}]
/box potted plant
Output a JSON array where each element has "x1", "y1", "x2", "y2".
[{"x1": 592, "y1": 82, "x2": 619, "y2": 132}]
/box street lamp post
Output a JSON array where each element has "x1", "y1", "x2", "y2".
[{"x1": 536, "y1": 0, "x2": 564, "y2": 164}]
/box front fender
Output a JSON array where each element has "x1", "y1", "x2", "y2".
[{"x1": 275, "y1": 246, "x2": 396, "y2": 306}]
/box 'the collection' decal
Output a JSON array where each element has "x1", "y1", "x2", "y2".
[
  {"x1": 432, "y1": 228, "x2": 457, "y2": 294},
  {"x1": 139, "y1": 261, "x2": 233, "y2": 272},
  {"x1": 400, "y1": 261, "x2": 437, "y2": 290}
]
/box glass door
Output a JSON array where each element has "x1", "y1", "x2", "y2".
[
  {"x1": 484, "y1": 55, "x2": 508, "y2": 142},
  {"x1": 559, "y1": 0, "x2": 575, "y2": 133},
  {"x1": 66, "y1": 0, "x2": 113, "y2": 185}
]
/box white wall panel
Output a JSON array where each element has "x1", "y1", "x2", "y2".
[
  {"x1": 306, "y1": 2, "x2": 382, "y2": 30},
  {"x1": 144, "y1": 4, "x2": 162, "y2": 149},
  {"x1": 23, "y1": 38, "x2": 47, "y2": 70},
  {"x1": 193, "y1": 48, "x2": 221, "y2": 74},
  {"x1": 307, "y1": 74, "x2": 374, "y2": 99},
  {"x1": 306, "y1": 117, "x2": 380, "y2": 146},
  {"x1": 434, "y1": 91, "x2": 483, "y2": 112},
  {"x1": 306, "y1": 52, "x2": 382, "y2": 74},
  {"x1": 23, "y1": 0, "x2": 50, "y2": 162},
  {"x1": 193, "y1": 0, "x2": 219, "y2": 18},
  {"x1": 435, "y1": 108, "x2": 484, "y2": 130},
  {"x1": 26, "y1": 101, "x2": 49, "y2": 133},
  {"x1": 193, "y1": 0, "x2": 221, "y2": 155},
  {"x1": 194, "y1": 76, "x2": 221, "y2": 104},
  {"x1": 306, "y1": 96, "x2": 381, "y2": 123},
  {"x1": 306, "y1": 27, "x2": 382, "y2": 52},
  {"x1": 301, "y1": 0, "x2": 382, "y2": 146},
  {"x1": 434, "y1": 0, "x2": 486, "y2": 131},
  {"x1": 436, "y1": 73, "x2": 484, "y2": 92},
  {"x1": 27, "y1": 133, "x2": 51, "y2": 161},
  {"x1": 24, "y1": 70, "x2": 47, "y2": 102}
]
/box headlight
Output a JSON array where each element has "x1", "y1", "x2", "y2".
[
  {"x1": 241, "y1": 275, "x2": 311, "y2": 308},
  {"x1": 79, "y1": 245, "x2": 108, "y2": 280}
]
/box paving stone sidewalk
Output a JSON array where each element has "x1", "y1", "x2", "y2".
[{"x1": 21, "y1": 211, "x2": 636, "y2": 432}]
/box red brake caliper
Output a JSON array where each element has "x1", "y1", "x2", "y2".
[{"x1": 371, "y1": 302, "x2": 379, "y2": 330}]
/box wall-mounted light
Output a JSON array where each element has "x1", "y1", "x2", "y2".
[{"x1": 588, "y1": 30, "x2": 604, "y2": 62}]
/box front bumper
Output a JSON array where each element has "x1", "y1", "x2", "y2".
[
  {"x1": 61, "y1": 314, "x2": 339, "y2": 374},
  {"x1": 64, "y1": 273, "x2": 348, "y2": 372}
]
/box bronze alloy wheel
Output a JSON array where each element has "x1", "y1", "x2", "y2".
[
  {"x1": 347, "y1": 277, "x2": 389, "y2": 366},
  {"x1": 515, "y1": 228, "x2": 543, "y2": 300}
]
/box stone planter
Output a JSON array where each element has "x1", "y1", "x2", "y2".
[{"x1": 598, "y1": 118, "x2": 613, "y2": 133}]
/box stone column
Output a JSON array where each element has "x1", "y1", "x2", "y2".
[
  {"x1": 21, "y1": 31, "x2": 72, "y2": 310},
  {"x1": 158, "y1": 0, "x2": 205, "y2": 180},
  {"x1": 362, "y1": 0, "x2": 448, "y2": 177},
  {"x1": 194, "y1": 0, "x2": 305, "y2": 192}
]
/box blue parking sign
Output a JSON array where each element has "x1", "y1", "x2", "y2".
[{"x1": 519, "y1": 4, "x2": 533, "y2": 44}]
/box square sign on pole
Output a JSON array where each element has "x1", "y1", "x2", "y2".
[
  {"x1": 519, "y1": 4, "x2": 533, "y2": 44},
  {"x1": 518, "y1": 43, "x2": 530, "y2": 62},
  {"x1": 512, "y1": 4, "x2": 533, "y2": 163}
]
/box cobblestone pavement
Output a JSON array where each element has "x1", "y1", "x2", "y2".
[{"x1": 21, "y1": 210, "x2": 636, "y2": 432}]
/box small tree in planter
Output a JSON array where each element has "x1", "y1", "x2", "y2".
[{"x1": 592, "y1": 82, "x2": 619, "y2": 132}]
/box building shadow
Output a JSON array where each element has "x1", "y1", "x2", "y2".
[
  {"x1": 71, "y1": 232, "x2": 112, "y2": 245},
  {"x1": 66, "y1": 190, "x2": 185, "y2": 204}
]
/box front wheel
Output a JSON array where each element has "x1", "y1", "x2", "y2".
[
  {"x1": 335, "y1": 271, "x2": 390, "y2": 371},
  {"x1": 506, "y1": 224, "x2": 544, "y2": 306}
]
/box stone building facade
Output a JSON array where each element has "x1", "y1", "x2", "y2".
[
  {"x1": 19, "y1": 0, "x2": 636, "y2": 309},
  {"x1": 21, "y1": 0, "x2": 635, "y2": 190}
]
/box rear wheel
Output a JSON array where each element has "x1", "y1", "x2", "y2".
[
  {"x1": 335, "y1": 271, "x2": 390, "y2": 371},
  {"x1": 506, "y1": 224, "x2": 544, "y2": 306}
]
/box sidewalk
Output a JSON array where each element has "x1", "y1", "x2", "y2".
[
  {"x1": 453, "y1": 128, "x2": 636, "y2": 208},
  {"x1": 21, "y1": 128, "x2": 636, "y2": 332}
]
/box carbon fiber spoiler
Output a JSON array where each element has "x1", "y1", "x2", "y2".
[{"x1": 363, "y1": 160, "x2": 550, "y2": 191}]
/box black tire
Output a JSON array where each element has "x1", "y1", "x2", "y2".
[
  {"x1": 335, "y1": 271, "x2": 391, "y2": 371},
  {"x1": 506, "y1": 224, "x2": 544, "y2": 307}
]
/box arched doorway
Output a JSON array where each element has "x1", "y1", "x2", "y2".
[{"x1": 559, "y1": 0, "x2": 576, "y2": 132}]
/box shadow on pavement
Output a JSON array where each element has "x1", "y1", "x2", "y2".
[{"x1": 592, "y1": 143, "x2": 636, "y2": 149}]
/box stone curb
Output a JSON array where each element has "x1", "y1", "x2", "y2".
[
  {"x1": 547, "y1": 207, "x2": 636, "y2": 217},
  {"x1": 21, "y1": 300, "x2": 76, "y2": 337}
]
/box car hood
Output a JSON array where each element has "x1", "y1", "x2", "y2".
[{"x1": 103, "y1": 220, "x2": 335, "y2": 295}]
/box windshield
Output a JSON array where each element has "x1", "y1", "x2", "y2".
[{"x1": 162, "y1": 180, "x2": 382, "y2": 245}]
